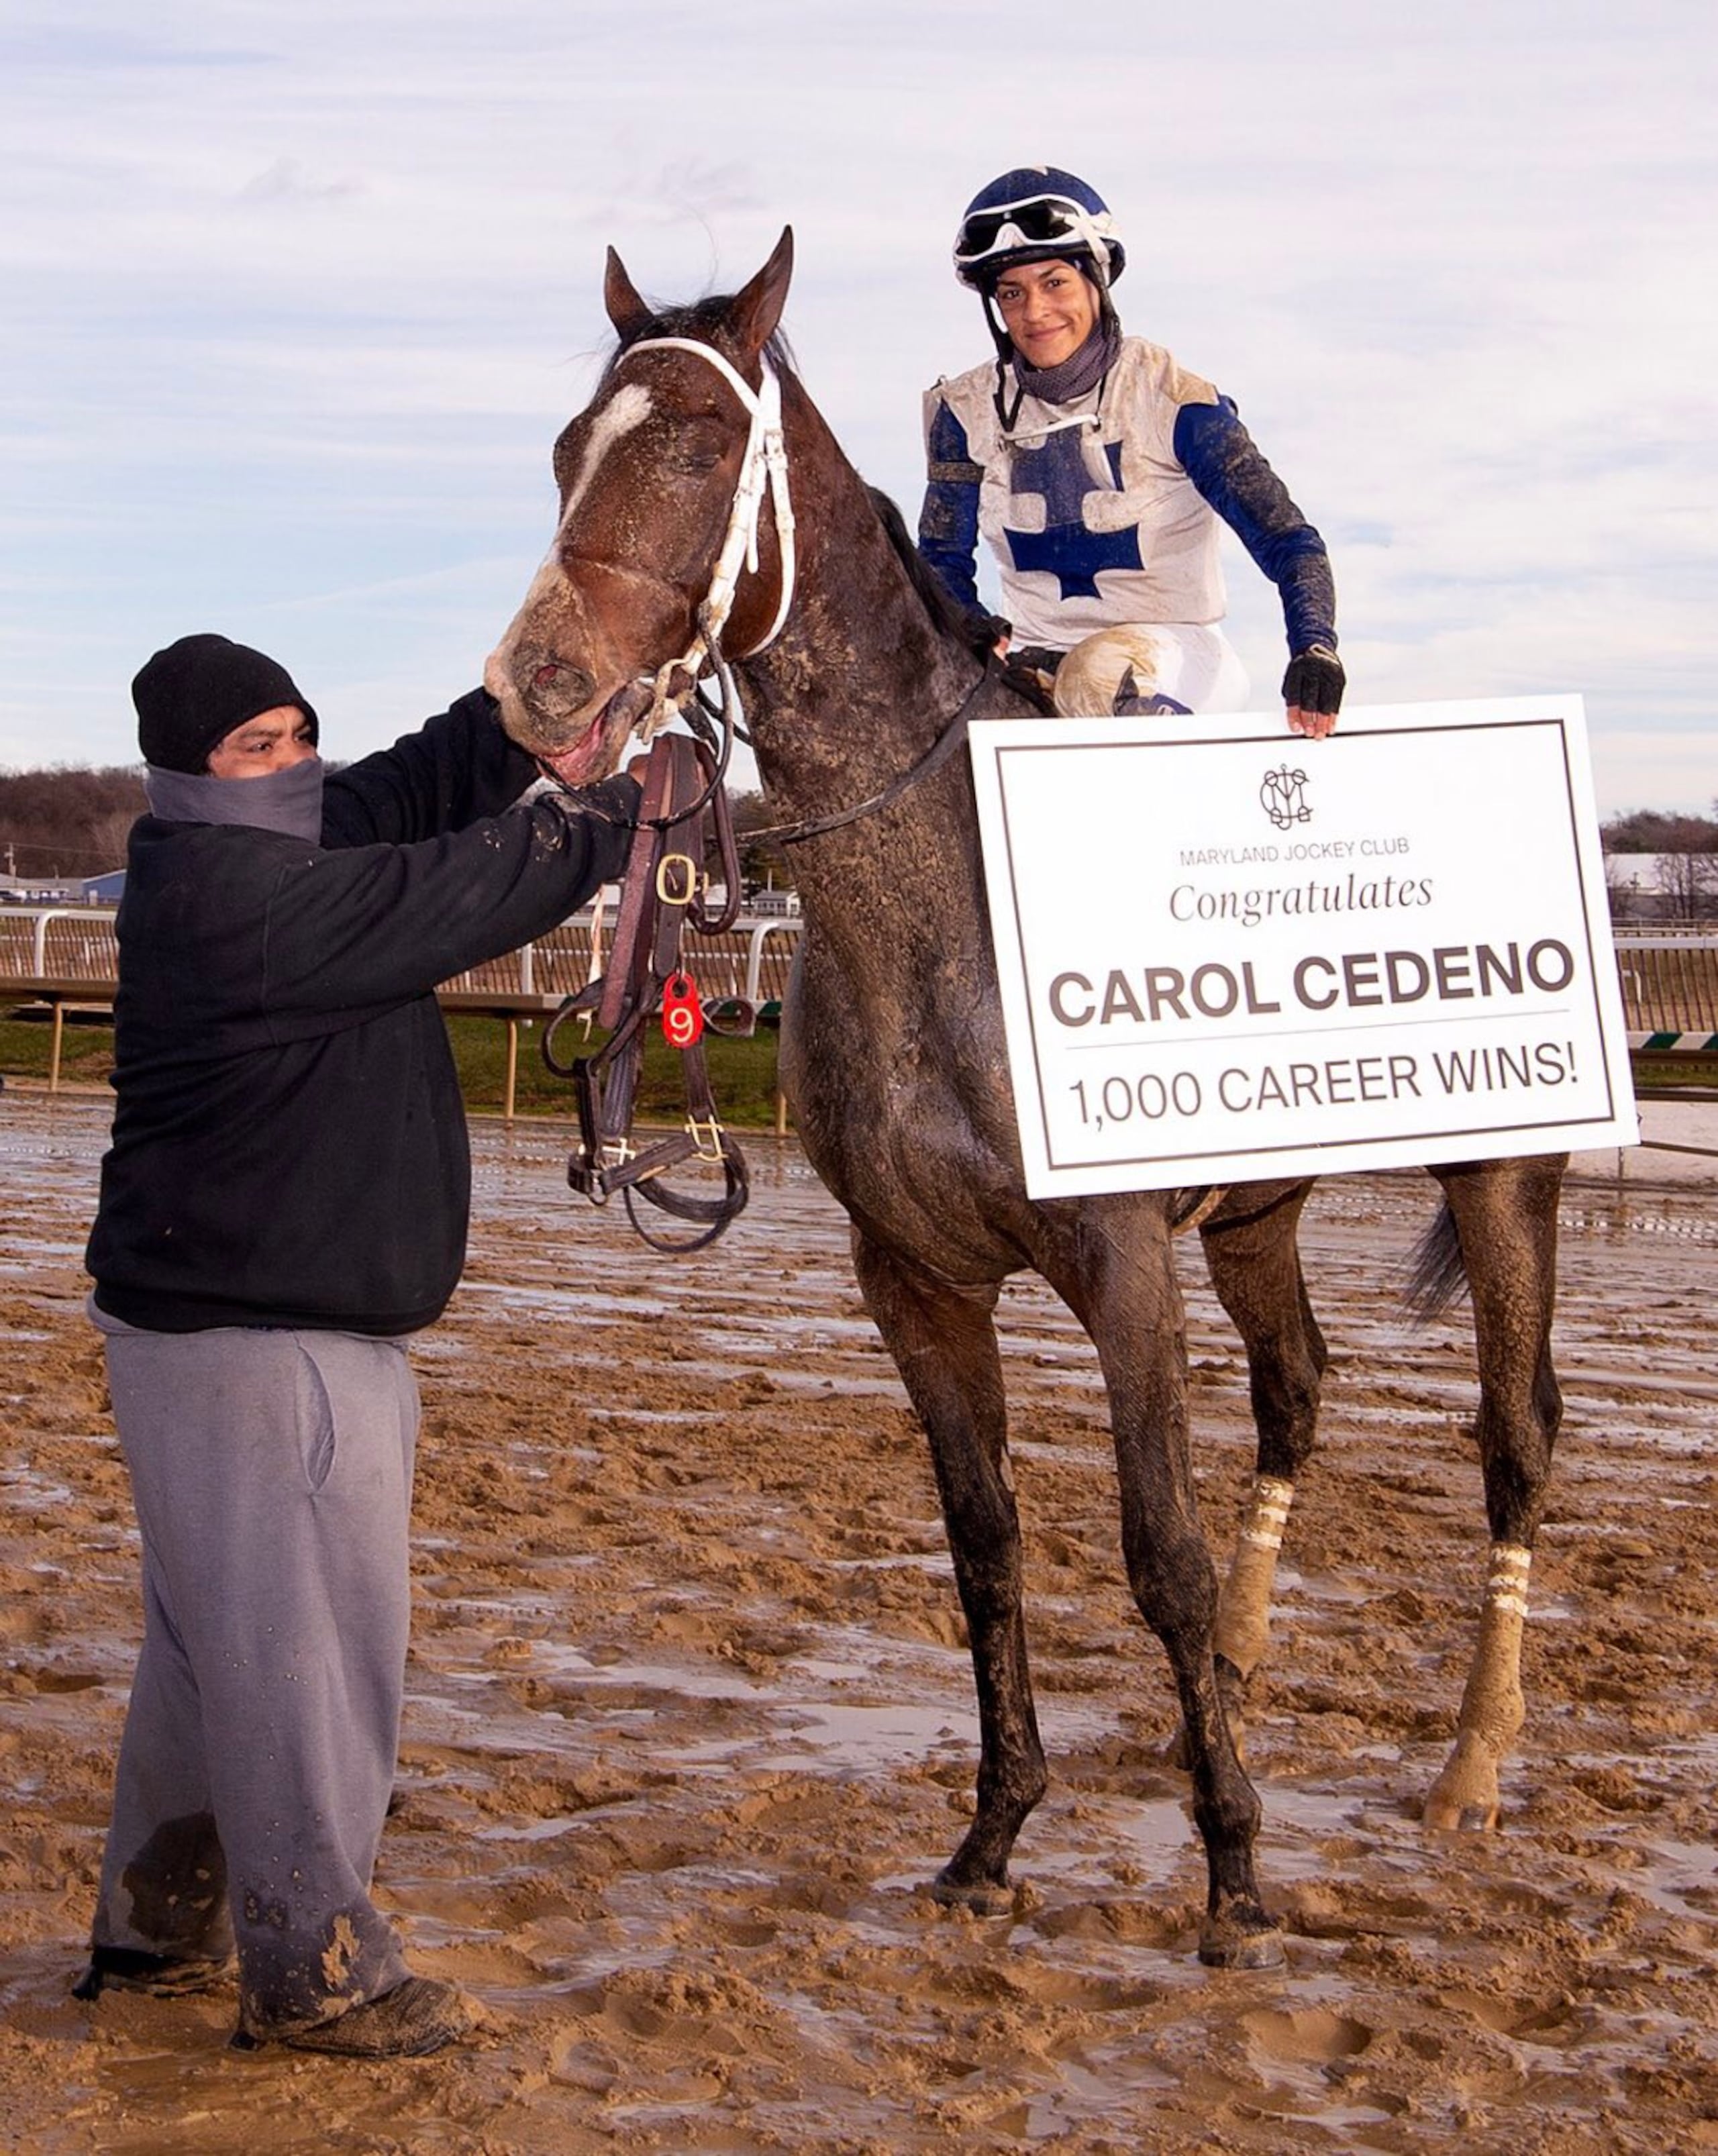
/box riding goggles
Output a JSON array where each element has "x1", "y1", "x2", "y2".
[{"x1": 954, "y1": 194, "x2": 1115, "y2": 272}]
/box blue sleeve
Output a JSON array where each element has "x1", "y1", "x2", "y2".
[
  {"x1": 916, "y1": 396, "x2": 984, "y2": 613},
  {"x1": 1174, "y1": 398, "x2": 1337, "y2": 656},
  {"x1": 320, "y1": 687, "x2": 544, "y2": 849}
]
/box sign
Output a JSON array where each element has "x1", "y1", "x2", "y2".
[{"x1": 968, "y1": 696, "x2": 1638, "y2": 1198}]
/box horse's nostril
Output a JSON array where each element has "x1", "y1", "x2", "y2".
[{"x1": 526, "y1": 661, "x2": 596, "y2": 711}]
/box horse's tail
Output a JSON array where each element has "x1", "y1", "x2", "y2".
[{"x1": 1402, "y1": 1200, "x2": 1469, "y2": 1319}]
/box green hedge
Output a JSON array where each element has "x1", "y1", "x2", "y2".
[
  {"x1": 11, "y1": 1005, "x2": 1709, "y2": 1119},
  {"x1": 446, "y1": 1013, "x2": 787, "y2": 1125},
  {"x1": 0, "y1": 1011, "x2": 117, "y2": 1088},
  {"x1": 0, "y1": 1007, "x2": 789, "y2": 1126}
]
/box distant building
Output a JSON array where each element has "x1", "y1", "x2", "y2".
[
  {"x1": 1605, "y1": 852, "x2": 1718, "y2": 921},
  {"x1": 0, "y1": 876, "x2": 93, "y2": 905}
]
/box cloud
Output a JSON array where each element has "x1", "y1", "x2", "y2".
[
  {"x1": 238, "y1": 156, "x2": 364, "y2": 204},
  {"x1": 0, "y1": 0, "x2": 1713, "y2": 815}
]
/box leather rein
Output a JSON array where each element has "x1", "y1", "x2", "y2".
[{"x1": 545, "y1": 732, "x2": 751, "y2": 1253}]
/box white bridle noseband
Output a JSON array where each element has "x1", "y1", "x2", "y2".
[{"x1": 616, "y1": 336, "x2": 797, "y2": 735}]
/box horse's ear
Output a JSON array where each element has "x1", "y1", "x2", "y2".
[
  {"x1": 604, "y1": 246, "x2": 655, "y2": 340},
  {"x1": 729, "y1": 227, "x2": 794, "y2": 362}
]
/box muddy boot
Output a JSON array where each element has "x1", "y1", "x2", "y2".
[
  {"x1": 232, "y1": 1976, "x2": 474, "y2": 2059},
  {"x1": 73, "y1": 1945, "x2": 233, "y2": 2000}
]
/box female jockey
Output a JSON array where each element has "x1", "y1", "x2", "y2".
[{"x1": 917, "y1": 165, "x2": 1344, "y2": 738}]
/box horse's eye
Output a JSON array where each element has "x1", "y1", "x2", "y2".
[{"x1": 666, "y1": 419, "x2": 727, "y2": 476}]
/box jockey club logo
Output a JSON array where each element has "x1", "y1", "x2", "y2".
[{"x1": 1259, "y1": 764, "x2": 1311, "y2": 832}]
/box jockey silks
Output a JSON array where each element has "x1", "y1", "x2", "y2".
[{"x1": 918, "y1": 335, "x2": 1337, "y2": 664}]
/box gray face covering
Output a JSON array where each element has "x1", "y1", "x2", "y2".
[
  {"x1": 144, "y1": 758, "x2": 326, "y2": 842},
  {"x1": 1011, "y1": 317, "x2": 1123, "y2": 406}
]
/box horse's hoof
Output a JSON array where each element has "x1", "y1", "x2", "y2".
[
  {"x1": 1198, "y1": 1913, "x2": 1285, "y2": 1970},
  {"x1": 927, "y1": 1873, "x2": 1015, "y2": 1917},
  {"x1": 1431, "y1": 1802, "x2": 1491, "y2": 1837},
  {"x1": 1423, "y1": 1784, "x2": 1500, "y2": 1833}
]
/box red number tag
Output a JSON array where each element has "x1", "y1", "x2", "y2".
[{"x1": 661, "y1": 970, "x2": 705, "y2": 1049}]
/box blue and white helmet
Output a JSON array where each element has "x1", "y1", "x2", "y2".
[{"x1": 952, "y1": 166, "x2": 1125, "y2": 290}]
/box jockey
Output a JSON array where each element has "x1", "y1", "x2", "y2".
[{"x1": 917, "y1": 164, "x2": 1344, "y2": 737}]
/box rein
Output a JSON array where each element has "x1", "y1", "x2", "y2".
[
  {"x1": 546, "y1": 733, "x2": 750, "y2": 1253},
  {"x1": 745, "y1": 664, "x2": 997, "y2": 849}
]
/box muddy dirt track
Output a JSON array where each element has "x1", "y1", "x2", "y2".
[{"x1": 1, "y1": 1090, "x2": 1715, "y2": 2154}]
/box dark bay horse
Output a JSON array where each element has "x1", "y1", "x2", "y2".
[{"x1": 485, "y1": 232, "x2": 1566, "y2": 1964}]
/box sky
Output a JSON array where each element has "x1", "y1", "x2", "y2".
[{"x1": 3, "y1": 0, "x2": 1714, "y2": 821}]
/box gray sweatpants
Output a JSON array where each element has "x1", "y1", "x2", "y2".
[{"x1": 89, "y1": 1312, "x2": 419, "y2": 2035}]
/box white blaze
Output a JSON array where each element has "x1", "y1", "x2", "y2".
[
  {"x1": 560, "y1": 380, "x2": 654, "y2": 531},
  {"x1": 489, "y1": 380, "x2": 655, "y2": 677}
]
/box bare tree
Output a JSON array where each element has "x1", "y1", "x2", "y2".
[
  {"x1": 1654, "y1": 850, "x2": 1718, "y2": 920},
  {"x1": 0, "y1": 766, "x2": 146, "y2": 880}
]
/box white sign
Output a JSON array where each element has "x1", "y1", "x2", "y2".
[{"x1": 968, "y1": 696, "x2": 1639, "y2": 1198}]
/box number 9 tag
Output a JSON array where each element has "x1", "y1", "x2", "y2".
[{"x1": 661, "y1": 970, "x2": 705, "y2": 1049}]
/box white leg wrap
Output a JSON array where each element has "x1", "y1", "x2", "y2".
[
  {"x1": 1425, "y1": 1539, "x2": 1533, "y2": 1828},
  {"x1": 1484, "y1": 1542, "x2": 1533, "y2": 1621},
  {"x1": 1213, "y1": 1476, "x2": 1297, "y2": 1682},
  {"x1": 1237, "y1": 1474, "x2": 1295, "y2": 1553}
]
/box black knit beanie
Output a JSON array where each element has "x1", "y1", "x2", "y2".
[{"x1": 132, "y1": 633, "x2": 319, "y2": 773}]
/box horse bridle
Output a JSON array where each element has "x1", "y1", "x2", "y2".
[
  {"x1": 542, "y1": 332, "x2": 994, "y2": 1251},
  {"x1": 617, "y1": 336, "x2": 797, "y2": 740},
  {"x1": 568, "y1": 330, "x2": 991, "y2": 848},
  {"x1": 534, "y1": 338, "x2": 800, "y2": 1251}
]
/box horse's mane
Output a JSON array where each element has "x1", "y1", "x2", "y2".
[
  {"x1": 858, "y1": 491, "x2": 991, "y2": 664},
  {"x1": 865, "y1": 489, "x2": 977, "y2": 644},
  {"x1": 868, "y1": 488, "x2": 1055, "y2": 702}
]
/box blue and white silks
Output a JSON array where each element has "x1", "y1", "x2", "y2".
[{"x1": 917, "y1": 336, "x2": 1337, "y2": 708}]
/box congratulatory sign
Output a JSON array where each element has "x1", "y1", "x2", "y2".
[{"x1": 968, "y1": 696, "x2": 1638, "y2": 1199}]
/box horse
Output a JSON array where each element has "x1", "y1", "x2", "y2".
[{"x1": 483, "y1": 231, "x2": 1566, "y2": 1965}]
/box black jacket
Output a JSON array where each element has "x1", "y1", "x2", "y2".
[{"x1": 87, "y1": 690, "x2": 634, "y2": 1335}]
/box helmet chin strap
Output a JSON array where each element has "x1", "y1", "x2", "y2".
[
  {"x1": 613, "y1": 337, "x2": 797, "y2": 739},
  {"x1": 980, "y1": 260, "x2": 1119, "y2": 433}
]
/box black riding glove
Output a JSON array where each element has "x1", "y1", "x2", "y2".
[
  {"x1": 1281, "y1": 646, "x2": 1346, "y2": 717},
  {"x1": 963, "y1": 607, "x2": 1012, "y2": 660}
]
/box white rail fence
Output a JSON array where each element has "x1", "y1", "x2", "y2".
[
  {"x1": 0, "y1": 903, "x2": 805, "y2": 1106},
  {"x1": 6, "y1": 908, "x2": 1718, "y2": 1100}
]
